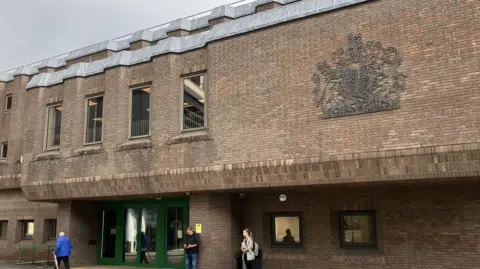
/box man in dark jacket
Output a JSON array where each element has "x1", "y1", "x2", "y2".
[
  {"x1": 184, "y1": 227, "x2": 200, "y2": 269},
  {"x1": 54, "y1": 232, "x2": 72, "y2": 269}
]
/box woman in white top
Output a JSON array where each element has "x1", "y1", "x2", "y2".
[{"x1": 241, "y1": 229, "x2": 255, "y2": 269}]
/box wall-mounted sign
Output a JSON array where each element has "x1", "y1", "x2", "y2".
[{"x1": 196, "y1": 224, "x2": 202, "y2": 233}]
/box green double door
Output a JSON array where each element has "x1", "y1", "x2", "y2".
[{"x1": 98, "y1": 199, "x2": 189, "y2": 268}]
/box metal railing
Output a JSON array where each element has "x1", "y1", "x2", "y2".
[
  {"x1": 86, "y1": 127, "x2": 102, "y2": 143},
  {"x1": 183, "y1": 110, "x2": 204, "y2": 130},
  {"x1": 131, "y1": 119, "x2": 150, "y2": 137},
  {"x1": 17, "y1": 244, "x2": 55, "y2": 265}
]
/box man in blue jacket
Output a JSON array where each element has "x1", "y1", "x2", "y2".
[{"x1": 54, "y1": 232, "x2": 72, "y2": 269}]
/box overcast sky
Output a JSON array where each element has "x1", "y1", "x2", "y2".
[{"x1": 0, "y1": 0, "x2": 233, "y2": 71}]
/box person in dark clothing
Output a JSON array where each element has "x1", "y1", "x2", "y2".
[
  {"x1": 54, "y1": 232, "x2": 72, "y2": 269},
  {"x1": 184, "y1": 227, "x2": 200, "y2": 269},
  {"x1": 282, "y1": 229, "x2": 296, "y2": 243},
  {"x1": 140, "y1": 232, "x2": 149, "y2": 264}
]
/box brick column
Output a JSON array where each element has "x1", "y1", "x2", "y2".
[
  {"x1": 57, "y1": 201, "x2": 100, "y2": 266},
  {"x1": 190, "y1": 193, "x2": 241, "y2": 269}
]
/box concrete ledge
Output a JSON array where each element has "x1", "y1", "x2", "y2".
[
  {"x1": 167, "y1": 130, "x2": 211, "y2": 145},
  {"x1": 117, "y1": 138, "x2": 153, "y2": 151},
  {"x1": 20, "y1": 142, "x2": 480, "y2": 200},
  {"x1": 71, "y1": 145, "x2": 103, "y2": 157},
  {"x1": 34, "y1": 151, "x2": 61, "y2": 161}
]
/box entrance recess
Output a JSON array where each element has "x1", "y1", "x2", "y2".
[{"x1": 98, "y1": 199, "x2": 188, "y2": 268}]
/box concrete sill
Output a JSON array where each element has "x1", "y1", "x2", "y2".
[
  {"x1": 35, "y1": 151, "x2": 60, "y2": 161},
  {"x1": 117, "y1": 138, "x2": 152, "y2": 151},
  {"x1": 167, "y1": 130, "x2": 211, "y2": 145},
  {"x1": 0, "y1": 161, "x2": 7, "y2": 165},
  {"x1": 72, "y1": 145, "x2": 103, "y2": 157}
]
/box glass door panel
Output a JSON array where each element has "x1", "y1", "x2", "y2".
[
  {"x1": 140, "y1": 208, "x2": 157, "y2": 264},
  {"x1": 166, "y1": 207, "x2": 185, "y2": 266},
  {"x1": 101, "y1": 209, "x2": 117, "y2": 259},
  {"x1": 123, "y1": 208, "x2": 140, "y2": 264}
]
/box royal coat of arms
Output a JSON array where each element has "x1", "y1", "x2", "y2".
[{"x1": 312, "y1": 34, "x2": 407, "y2": 119}]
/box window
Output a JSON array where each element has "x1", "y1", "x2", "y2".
[
  {"x1": 270, "y1": 212, "x2": 303, "y2": 247},
  {"x1": 130, "y1": 87, "x2": 150, "y2": 137},
  {"x1": 339, "y1": 211, "x2": 377, "y2": 249},
  {"x1": 182, "y1": 75, "x2": 205, "y2": 130},
  {"x1": 21, "y1": 220, "x2": 34, "y2": 240},
  {"x1": 45, "y1": 105, "x2": 63, "y2": 149},
  {"x1": 5, "y1": 95, "x2": 12, "y2": 111},
  {"x1": 0, "y1": 221, "x2": 7, "y2": 239},
  {"x1": 85, "y1": 96, "x2": 104, "y2": 143},
  {"x1": 47, "y1": 219, "x2": 57, "y2": 240},
  {"x1": 0, "y1": 142, "x2": 7, "y2": 160}
]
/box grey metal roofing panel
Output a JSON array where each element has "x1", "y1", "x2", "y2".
[
  {"x1": 190, "y1": 17, "x2": 210, "y2": 30},
  {"x1": 15, "y1": 0, "x2": 371, "y2": 88},
  {"x1": 0, "y1": 73, "x2": 13, "y2": 82},
  {"x1": 152, "y1": 29, "x2": 169, "y2": 41},
  {"x1": 13, "y1": 66, "x2": 38, "y2": 76},
  {"x1": 129, "y1": 30, "x2": 154, "y2": 43},
  {"x1": 36, "y1": 58, "x2": 66, "y2": 69},
  {"x1": 209, "y1": 5, "x2": 237, "y2": 19}
]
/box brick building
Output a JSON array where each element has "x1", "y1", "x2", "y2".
[{"x1": 0, "y1": 0, "x2": 479, "y2": 268}]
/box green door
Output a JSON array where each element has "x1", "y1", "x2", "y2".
[
  {"x1": 98, "y1": 206, "x2": 121, "y2": 266},
  {"x1": 98, "y1": 199, "x2": 188, "y2": 268}
]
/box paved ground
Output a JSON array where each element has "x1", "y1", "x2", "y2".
[
  {"x1": 0, "y1": 262, "x2": 159, "y2": 269},
  {"x1": 0, "y1": 261, "x2": 50, "y2": 269}
]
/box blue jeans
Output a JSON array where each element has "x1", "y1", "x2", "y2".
[{"x1": 186, "y1": 253, "x2": 197, "y2": 269}]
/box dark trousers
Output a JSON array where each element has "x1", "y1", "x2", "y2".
[
  {"x1": 55, "y1": 256, "x2": 70, "y2": 269},
  {"x1": 140, "y1": 251, "x2": 149, "y2": 264},
  {"x1": 243, "y1": 253, "x2": 253, "y2": 269}
]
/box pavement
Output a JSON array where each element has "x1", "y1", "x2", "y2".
[
  {"x1": 0, "y1": 261, "x2": 50, "y2": 269},
  {"x1": 0, "y1": 262, "x2": 163, "y2": 269}
]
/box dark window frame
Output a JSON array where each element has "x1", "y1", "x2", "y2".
[
  {"x1": 270, "y1": 212, "x2": 303, "y2": 248},
  {"x1": 0, "y1": 220, "x2": 8, "y2": 240},
  {"x1": 20, "y1": 220, "x2": 34, "y2": 240},
  {"x1": 338, "y1": 210, "x2": 377, "y2": 249},
  {"x1": 47, "y1": 219, "x2": 57, "y2": 240},
  {"x1": 0, "y1": 142, "x2": 7, "y2": 160},
  {"x1": 181, "y1": 74, "x2": 206, "y2": 132},
  {"x1": 5, "y1": 95, "x2": 12, "y2": 111}
]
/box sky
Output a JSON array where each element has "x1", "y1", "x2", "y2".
[{"x1": 0, "y1": 0, "x2": 234, "y2": 71}]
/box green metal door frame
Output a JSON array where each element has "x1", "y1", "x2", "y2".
[
  {"x1": 97, "y1": 198, "x2": 189, "y2": 268},
  {"x1": 163, "y1": 200, "x2": 189, "y2": 269}
]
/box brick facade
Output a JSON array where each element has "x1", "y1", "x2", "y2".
[
  {"x1": 243, "y1": 182, "x2": 480, "y2": 269},
  {"x1": 0, "y1": 0, "x2": 478, "y2": 268},
  {"x1": 0, "y1": 190, "x2": 57, "y2": 260}
]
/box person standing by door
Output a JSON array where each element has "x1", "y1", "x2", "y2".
[
  {"x1": 184, "y1": 227, "x2": 200, "y2": 269},
  {"x1": 54, "y1": 232, "x2": 72, "y2": 269},
  {"x1": 241, "y1": 229, "x2": 255, "y2": 269}
]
